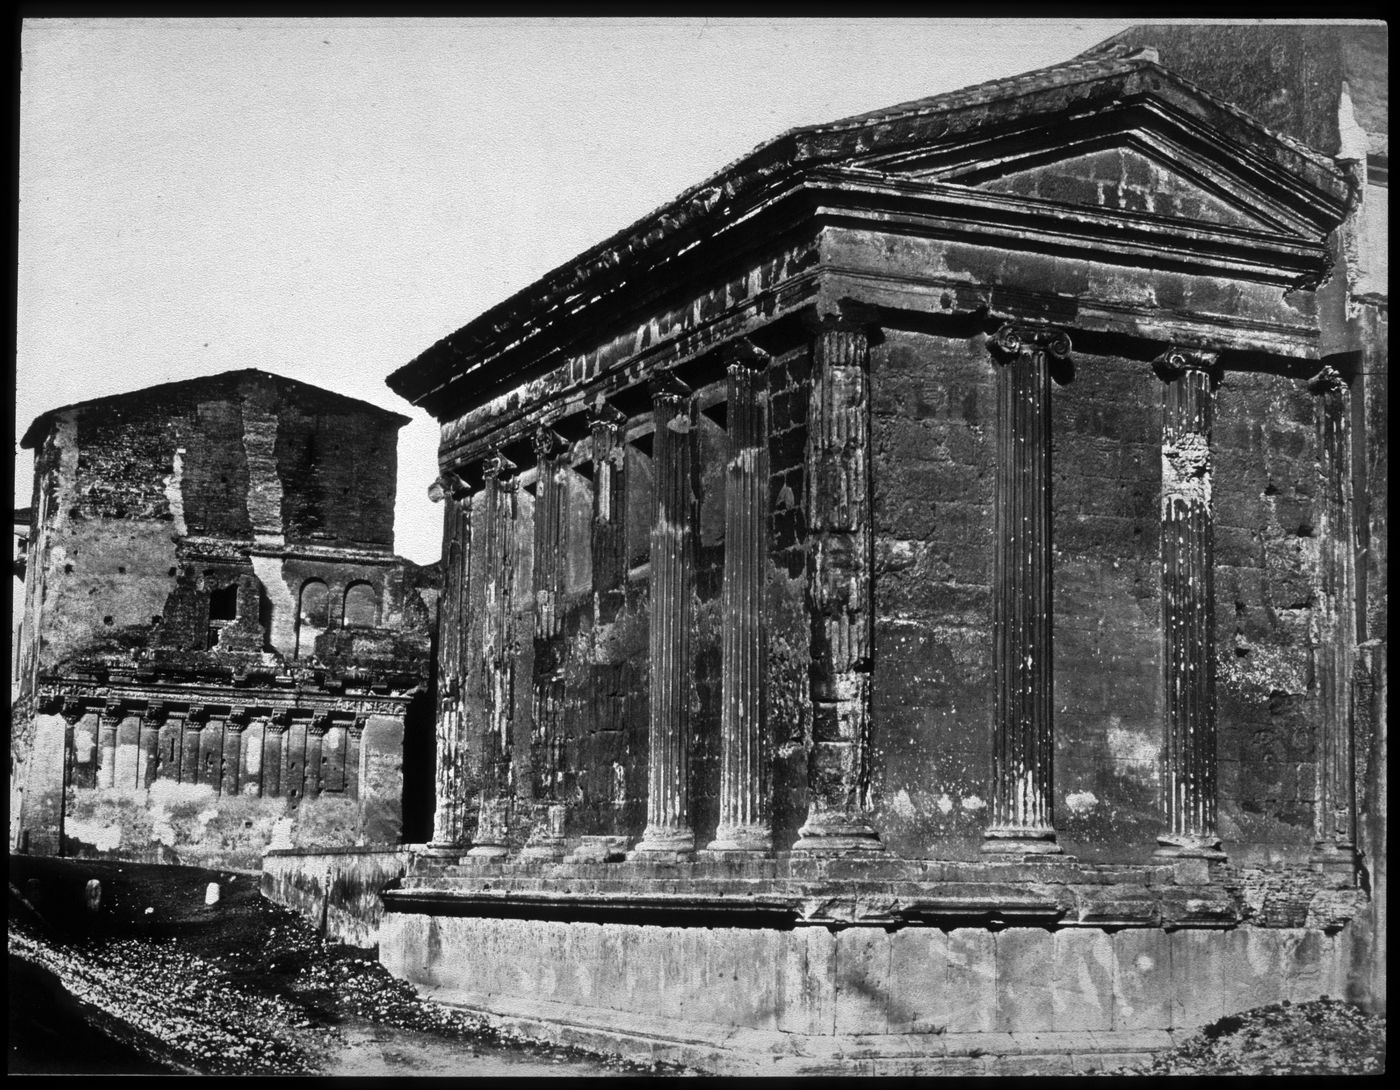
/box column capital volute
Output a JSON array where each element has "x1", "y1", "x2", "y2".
[
  {"x1": 267, "y1": 709, "x2": 292, "y2": 733},
  {"x1": 100, "y1": 700, "x2": 125, "y2": 725},
  {"x1": 225, "y1": 708, "x2": 250, "y2": 732},
  {"x1": 428, "y1": 469, "x2": 471, "y2": 504},
  {"x1": 1152, "y1": 345, "x2": 1221, "y2": 383},
  {"x1": 308, "y1": 714, "x2": 331, "y2": 737},
  {"x1": 141, "y1": 701, "x2": 167, "y2": 726},
  {"x1": 482, "y1": 449, "x2": 518, "y2": 488},
  {"x1": 650, "y1": 370, "x2": 693, "y2": 409},
  {"x1": 587, "y1": 397, "x2": 628, "y2": 436},
  {"x1": 60, "y1": 697, "x2": 87, "y2": 725},
  {"x1": 722, "y1": 338, "x2": 770, "y2": 377},
  {"x1": 532, "y1": 425, "x2": 569, "y2": 462},
  {"x1": 184, "y1": 705, "x2": 208, "y2": 728},
  {"x1": 989, "y1": 322, "x2": 1073, "y2": 364},
  {"x1": 1307, "y1": 364, "x2": 1349, "y2": 396},
  {"x1": 803, "y1": 302, "x2": 880, "y2": 339}
]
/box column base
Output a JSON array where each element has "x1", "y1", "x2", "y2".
[
  {"x1": 981, "y1": 827, "x2": 1063, "y2": 855},
  {"x1": 1309, "y1": 842, "x2": 1360, "y2": 888},
  {"x1": 465, "y1": 844, "x2": 512, "y2": 861},
  {"x1": 702, "y1": 824, "x2": 772, "y2": 855},
  {"x1": 791, "y1": 813, "x2": 884, "y2": 855},
  {"x1": 519, "y1": 841, "x2": 567, "y2": 862},
  {"x1": 566, "y1": 835, "x2": 630, "y2": 864},
  {"x1": 629, "y1": 825, "x2": 696, "y2": 860},
  {"x1": 418, "y1": 842, "x2": 469, "y2": 859},
  {"x1": 1153, "y1": 833, "x2": 1226, "y2": 861}
]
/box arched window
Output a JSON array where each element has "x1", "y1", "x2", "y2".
[
  {"x1": 295, "y1": 580, "x2": 329, "y2": 659},
  {"x1": 343, "y1": 582, "x2": 379, "y2": 628}
]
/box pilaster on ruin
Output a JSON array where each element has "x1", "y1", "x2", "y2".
[
  {"x1": 98, "y1": 703, "x2": 121, "y2": 789},
  {"x1": 794, "y1": 320, "x2": 884, "y2": 854},
  {"x1": 589, "y1": 401, "x2": 630, "y2": 627},
  {"x1": 706, "y1": 352, "x2": 773, "y2": 854},
  {"x1": 632, "y1": 372, "x2": 699, "y2": 858},
  {"x1": 523, "y1": 426, "x2": 571, "y2": 861},
  {"x1": 1154, "y1": 346, "x2": 1225, "y2": 861},
  {"x1": 983, "y1": 324, "x2": 1069, "y2": 856},
  {"x1": 1307, "y1": 365, "x2": 1360, "y2": 884},
  {"x1": 469, "y1": 450, "x2": 519, "y2": 860}
]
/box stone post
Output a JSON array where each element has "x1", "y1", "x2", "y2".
[
  {"x1": 707, "y1": 353, "x2": 773, "y2": 854},
  {"x1": 524, "y1": 426, "x2": 570, "y2": 861},
  {"x1": 1154, "y1": 346, "x2": 1225, "y2": 860},
  {"x1": 632, "y1": 372, "x2": 698, "y2": 858},
  {"x1": 983, "y1": 323, "x2": 1071, "y2": 856},
  {"x1": 427, "y1": 478, "x2": 472, "y2": 854},
  {"x1": 1308, "y1": 365, "x2": 1360, "y2": 884},
  {"x1": 469, "y1": 450, "x2": 518, "y2": 860},
  {"x1": 98, "y1": 704, "x2": 121, "y2": 789},
  {"x1": 795, "y1": 319, "x2": 884, "y2": 853}
]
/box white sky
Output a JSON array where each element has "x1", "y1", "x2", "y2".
[{"x1": 16, "y1": 17, "x2": 1138, "y2": 566}]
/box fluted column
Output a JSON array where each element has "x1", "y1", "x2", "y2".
[
  {"x1": 264, "y1": 712, "x2": 289, "y2": 797},
  {"x1": 707, "y1": 354, "x2": 772, "y2": 854},
  {"x1": 181, "y1": 707, "x2": 205, "y2": 786},
  {"x1": 523, "y1": 426, "x2": 570, "y2": 860},
  {"x1": 590, "y1": 402, "x2": 629, "y2": 626},
  {"x1": 427, "y1": 478, "x2": 472, "y2": 853},
  {"x1": 1308, "y1": 365, "x2": 1360, "y2": 883},
  {"x1": 98, "y1": 704, "x2": 121, "y2": 789},
  {"x1": 305, "y1": 714, "x2": 330, "y2": 799},
  {"x1": 983, "y1": 324, "x2": 1070, "y2": 855},
  {"x1": 1154, "y1": 346, "x2": 1225, "y2": 860},
  {"x1": 139, "y1": 703, "x2": 163, "y2": 789},
  {"x1": 795, "y1": 319, "x2": 883, "y2": 853},
  {"x1": 632, "y1": 372, "x2": 698, "y2": 858},
  {"x1": 469, "y1": 451, "x2": 518, "y2": 860},
  {"x1": 222, "y1": 710, "x2": 247, "y2": 796}
]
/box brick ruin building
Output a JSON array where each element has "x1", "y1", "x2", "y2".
[
  {"x1": 10, "y1": 369, "x2": 437, "y2": 870},
  {"x1": 364, "y1": 25, "x2": 1386, "y2": 1074}
]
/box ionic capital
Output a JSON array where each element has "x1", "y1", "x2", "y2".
[
  {"x1": 100, "y1": 701, "x2": 125, "y2": 726},
  {"x1": 1152, "y1": 345, "x2": 1221, "y2": 383},
  {"x1": 482, "y1": 449, "x2": 518, "y2": 489},
  {"x1": 267, "y1": 709, "x2": 293, "y2": 733},
  {"x1": 141, "y1": 702, "x2": 167, "y2": 727},
  {"x1": 588, "y1": 398, "x2": 628, "y2": 437},
  {"x1": 989, "y1": 323, "x2": 1073, "y2": 364},
  {"x1": 308, "y1": 714, "x2": 332, "y2": 737},
  {"x1": 650, "y1": 370, "x2": 693, "y2": 410},
  {"x1": 184, "y1": 706, "x2": 208, "y2": 729},
  {"x1": 533, "y1": 425, "x2": 569, "y2": 463},
  {"x1": 1307, "y1": 364, "x2": 1348, "y2": 396},
  {"x1": 225, "y1": 708, "x2": 250, "y2": 733}
]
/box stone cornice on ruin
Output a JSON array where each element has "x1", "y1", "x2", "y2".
[
  {"x1": 21, "y1": 368, "x2": 411, "y2": 451},
  {"x1": 386, "y1": 46, "x2": 1349, "y2": 423}
]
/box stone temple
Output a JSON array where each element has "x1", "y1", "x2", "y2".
[
  {"x1": 10, "y1": 369, "x2": 438, "y2": 870},
  {"x1": 365, "y1": 25, "x2": 1385, "y2": 1074}
]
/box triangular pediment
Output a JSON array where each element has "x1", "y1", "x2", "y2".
[{"x1": 847, "y1": 102, "x2": 1336, "y2": 239}]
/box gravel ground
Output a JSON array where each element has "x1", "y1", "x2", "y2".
[
  {"x1": 8, "y1": 856, "x2": 690, "y2": 1076},
  {"x1": 1105, "y1": 998, "x2": 1385, "y2": 1076}
]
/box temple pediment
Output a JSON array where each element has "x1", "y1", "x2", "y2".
[{"x1": 846, "y1": 105, "x2": 1335, "y2": 239}]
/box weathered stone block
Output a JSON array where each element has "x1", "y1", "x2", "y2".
[
  {"x1": 1050, "y1": 928, "x2": 1114, "y2": 1032},
  {"x1": 994, "y1": 928, "x2": 1055, "y2": 1033},
  {"x1": 1111, "y1": 928, "x2": 1173, "y2": 1031}
]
